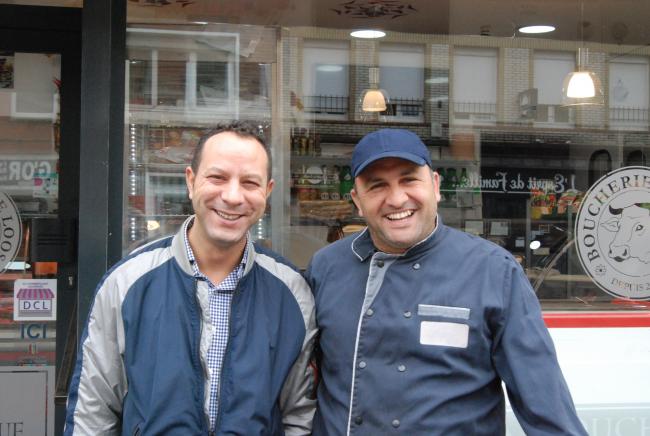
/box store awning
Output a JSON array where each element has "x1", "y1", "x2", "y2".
[{"x1": 17, "y1": 288, "x2": 55, "y2": 299}]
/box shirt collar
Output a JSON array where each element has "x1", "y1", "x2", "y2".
[
  {"x1": 183, "y1": 215, "x2": 248, "y2": 280},
  {"x1": 351, "y1": 214, "x2": 443, "y2": 261}
]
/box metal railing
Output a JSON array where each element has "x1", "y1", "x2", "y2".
[
  {"x1": 304, "y1": 95, "x2": 348, "y2": 115},
  {"x1": 609, "y1": 107, "x2": 649, "y2": 123},
  {"x1": 453, "y1": 101, "x2": 497, "y2": 115},
  {"x1": 383, "y1": 98, "x2": 425, "y2": 117}
]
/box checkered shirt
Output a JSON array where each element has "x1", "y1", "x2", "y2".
[{"x1": 183, "y1": 217, "x2": 247, "y2": 431}]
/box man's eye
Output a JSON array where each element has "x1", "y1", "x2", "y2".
[{"x1": 635, "y1": 224, "x2": 644, "y2": 232}]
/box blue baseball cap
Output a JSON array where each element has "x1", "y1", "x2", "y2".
[{"x1": 351, "y1": 129, "x2": 432, "y2": 177}]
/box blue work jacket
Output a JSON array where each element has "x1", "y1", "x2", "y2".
[{"x1": 306, "y1": 218, "x2": 587, "y2": 435}]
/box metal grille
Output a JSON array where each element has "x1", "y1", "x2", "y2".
[
  {"x1": 304, "y1": 95, "x2": 348, "y2": 115},
  {"x1": 609, "y1": 107, "x2": 649, "y2": 123}
]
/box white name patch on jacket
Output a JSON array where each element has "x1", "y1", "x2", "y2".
[{"x1": 420, "y1": 321, "x2": 469, "y2": 348}]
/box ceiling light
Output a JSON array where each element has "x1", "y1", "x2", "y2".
[
  {"x1": 518, "y1": 25, "x2": 555, "y2": 34},
  {"x1": 317, "y1": 65, "x2": 344, "y2": 72},
  {"x1": 425, "y1": 77, "x2": 449, "y2": 85},
  {"x1": 530, "y1": 240, "x2": 541, "y2": 250},
  {"x1": 350, "y1": 30, "x2": 386, "y2": 39}
]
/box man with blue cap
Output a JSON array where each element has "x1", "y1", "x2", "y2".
[{"x1": 306, "y1": 128, "x2": 586, "y2": 435}]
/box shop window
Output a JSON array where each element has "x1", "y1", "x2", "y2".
[
  {"x1": 588, "y1": 149, "x2": 612, "y2": 186},
  {"x1": 625, "y1": 149, "x2": 647, "y2": 166},
  {"x1": 533, "y1": 51, "x2": 575, "y2": 125},
  {"x1": 609, "y1": 56, "x2": 649, "y2": 129},
  {"x1": 302, "y1": 40, "x2": 349, "y2": 118},
  {"x1": 126, "y1": 28, "x2": 239, "y2": 119},
  {"x1": 379, "y1": 43, "x2": 424, "y2": 120},
  {"x1": 452, "y1": 47, "x2": 497, "y2": 124}
]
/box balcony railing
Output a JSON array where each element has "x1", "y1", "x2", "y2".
[
  {"x1": 453, "y1": 101, "x2": 496, "y2": 122},
  {"x1": 453, "y1": 101, "x2": 496, "y2": 115},
  {"x1": 382, "y1": 98, "x2": 425, "y2": 117},
  {"x1": 610, "y1": 107, "x2": 649, "y2": 123},
  {"x1": 304, "y1": 95, "x2": 348, "y2": 115}
]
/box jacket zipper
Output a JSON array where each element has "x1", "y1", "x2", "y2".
[
  {"x1": 213, "y1": 285, "x2": 239, "y2": 433},
  {"x1": 193, "y1": 278, "x2": 213, "y2": 435}
]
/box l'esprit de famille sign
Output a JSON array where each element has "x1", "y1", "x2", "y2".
[
  {"x1": 0, "y1": 192, "x2": 21, "y2": 274},
  {"x1": 462, "y1": 168, "x2": 577, "y2": 194},
  {"x1": 575, "y1": 166, "x2": 650, "y2": 300}
]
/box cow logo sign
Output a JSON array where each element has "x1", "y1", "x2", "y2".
[
  {"x1": 0, "y1": 192, "x2": 22, "y2": 274},
  {"x1": 575, "y1": 166, "x2": 650, "y2": 300}
]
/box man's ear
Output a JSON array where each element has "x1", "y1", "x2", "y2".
[
  {"x1": 431, "y1": 169, "x2": 442, "y2": 203},
  {"x1": 185, "y1": 166, "x2": 195, "y2": 200},
  {"x1": 351, "y1": 188, "x2": 364, "y2": 218},
  {"x1": 266, "y1": 178, "x2": 275, "y2": 198}
]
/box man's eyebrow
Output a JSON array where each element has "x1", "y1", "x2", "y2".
[{"x1": 240, "y1": 172, "x2": 264, "y2": 182}]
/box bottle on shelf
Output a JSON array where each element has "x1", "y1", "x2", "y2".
[
  {"x1": 459, "y1": 167, "x2": 469, "y2": 189},
  {"x1": 314, "y1": 133, "x2": 322, "y2": 157},
  {"x1": 330, "y1": 165, "x2": 341, "y2": 200},
  {"x1": 299, "y1": 128, "x2": 308, "y2": 156},
  {"x1": 446, "y1": 168, "x2": 458, "y2": 202},
  {"x1": 296, "y1": 166, "x2": 310, "y2": 201},
  {"x1": 291, "y1": 127, "x2": 300, "y2": 156},
  {"x1": 320, "y1": 165, "x2": 330, "y2": 200},
  {"x1": 339, "y1": 165, "x2": 353, "y2": 201}
]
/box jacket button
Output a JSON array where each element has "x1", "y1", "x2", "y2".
[
  {"x1": 392, "y1": 419, "x2": 400, "y2": 428},
  {"x1": 413, "y1": 263, "x2": 421, "y2": 270},
  {"x1": 355, "y1": 416, "x2": 363, "y2": 425},
  {"x1": 358, "y1": 360, "x2": 367, "y2": 369},
  {"x1": 366, "y1": 308, "x2": 374, "y2": 317},
  {"x1": 404, "y1": 311, "x2": 412, "y2": 318},
  {"x1": 397, "y1": 364, "x2": 406, "y2": 372},
  {"x1": 376, "y1": 260, "x2": 385, "y2": 267}
]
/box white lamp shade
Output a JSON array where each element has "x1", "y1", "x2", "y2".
[
  {"x1": 361, "y1": 89, "x2": 388, "y2": 112},
  {"x1": 566, "y1": 71, "x2": 595, "y2": 98},
  {"x1": 561, "y1": 70, "x2": 604, "y2": 106}
]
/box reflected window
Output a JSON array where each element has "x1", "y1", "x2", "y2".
[
  {"x1": 588, "y1": 149, "x2": 612, "y2": 186},
  {"x1": 625, "y1": 149, "x2": 647, "y2": 166},
  {"x1": 302, "y1": 40, "x2": 349, "y2": 117},
  {"x1": 534, "y1": 51, "x2": 574, "y2": 124},
  {"x1": 609, "y1": 56, "x2": 649, "y2": 127},
  {"x1": 379, "y1": 43, "x2": 424, "y2": 120},
  {"x1": 453, "y1": 47, "x2": 497, "y2": 123}
]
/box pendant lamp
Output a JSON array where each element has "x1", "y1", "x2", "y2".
[
  {"x1": 361, "y1": 67, "x2": 389, "y2": 112},
  {"x1": 561, "y1": 47, "x2": 604, "y2": 106}
]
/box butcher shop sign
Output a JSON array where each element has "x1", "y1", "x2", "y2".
[
  {"x1": 0, "y1": 192, "x2": 21, "y2": 274},
  {"x1": 575, "y1": 166, "x2": 650, "y2": 300}
]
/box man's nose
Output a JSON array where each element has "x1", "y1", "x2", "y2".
[
  {"x1": 385, "y1": 185, "x2": 408, "y2": 207},
  {"x1": 222, "y1": 180, "x2": 244, "y2": 204}
]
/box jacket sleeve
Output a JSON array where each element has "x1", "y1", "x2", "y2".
[
  {"x1": 279, "y1": 283, "x2": 318, "y2": 436},
  {"x1": 491, "y1": 259, "x2": 587, "y2": 436},
  {"x1": 64, "y1": 274, "x2": 128, "y2": 436}
]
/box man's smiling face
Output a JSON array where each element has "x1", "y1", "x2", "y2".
[
  {"x1": 185, "y1": 131, "x2": 273, "y2": 250},
  {"x1": 351, "y1": 157, "x2": 440, "y2": 254}
]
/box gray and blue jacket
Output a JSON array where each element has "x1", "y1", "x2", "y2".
[
  {"x1": 306, "y1": 218, "x2": 587, "y2": 436},
  {"x1": 65, "y1": 217, "x2": 317, "y2": 435}
]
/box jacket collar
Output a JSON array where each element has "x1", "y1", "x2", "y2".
[
  {"x1": 172, "y1": 215, "x2": 257, "y2": 277},
  {"x1": 350, "y1": 214, "x2": 445, "y2": 262}
]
